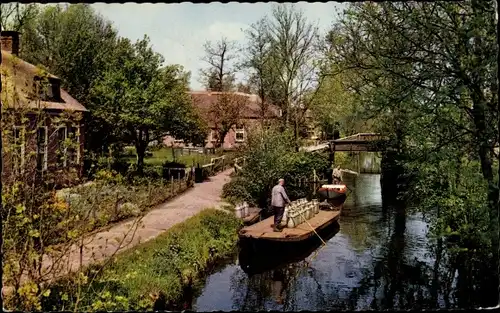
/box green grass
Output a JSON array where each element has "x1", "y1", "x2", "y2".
[
  {"x1": 122, "y1": 146, "x2": 225, "y2": 166},
  {"x1": 44, "y1": 209, "x2": 242, "y2": 312}
]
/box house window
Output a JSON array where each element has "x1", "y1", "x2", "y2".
[
  {"x1": 50, "y1": 79, "x2": 61, "y2": 100},
  {"x1": 33, "y1": 77, "x2": 60, "y2": 101},
  {"x1": 210, "y1": 130, "x2": 219, "y2": 143},
  {"x1": 235, "y1": 128, "x2": 245, "y2": 143},
  {"x1": 36, "y1": 127, "x2": 48, "y2": 171},
  {"x1": 56, "y1": 125, "x2": 80, "y2": 167},
  {"x1": 12, "y1": 126, "x2": 25, "y2": 175}
]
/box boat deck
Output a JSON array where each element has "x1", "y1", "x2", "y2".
[
  {"x1": 242, "y1": 208, "x2": 261, "y2": 225},
  {"x1": 238, "y1": 209, "x2": 341, "y2": 242}
]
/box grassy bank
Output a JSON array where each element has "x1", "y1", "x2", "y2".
[{"x1": 42, "y1": 209, "x2": 242, "y2": 312}]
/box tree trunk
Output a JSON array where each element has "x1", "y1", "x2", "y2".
[
  {"x1": 135, "y1": 128, "x2": 149, "y2": 175},
  {"x1": 136, "y1": 143, "x2": 146, "y2": 175},
  {"x1": 294, "y1": 117, "x2": 299, "y2": 152},
  {"x1": 470, "y1": 91, "x2": 499, "y2": 284},
  {"x1": 218, "y1": 129, "x2": 229, "y2": 149},
  {"x1": 469, "y1": 2, "x2": 499, "y2": 293}
]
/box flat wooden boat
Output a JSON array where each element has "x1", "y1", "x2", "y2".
[
  {"x1": 238, "y1": 208, "x2": 341, "y2": 242},
  {"x1": 242, "y1": 208, "x2": 261, "y2": 225},
  {"x1": 238, "y1": 221, "x2": 340, "y2": 275}
]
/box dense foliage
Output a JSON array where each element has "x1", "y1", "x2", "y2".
[
  {"x1": 222, "y1": 128, "x2": 329, "y2": 208},
  {"x1": 322, "y1": 1, "x2": 499, "y2": 302}
]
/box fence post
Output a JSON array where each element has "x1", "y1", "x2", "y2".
[
  {"x1": 177, "y1": 172, "x2": 181, "y2": 192},
  {"x1": 171, "y1": 175, "x2": 174, "y2": 194},
  {"x1": 148, "y1": 180, "x2": 151, "y2": 209}
]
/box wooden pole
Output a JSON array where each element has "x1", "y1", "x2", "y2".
[
  {"x1": 357, "y1": 152, "x2": 361, "y2": 174},
  {"x1": 313, "y1": 169, "x2": 317, "y2": 197}
]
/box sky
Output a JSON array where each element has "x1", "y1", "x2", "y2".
[{"x1": 91, "y1": 2, "x2": 346, "y2": 90}]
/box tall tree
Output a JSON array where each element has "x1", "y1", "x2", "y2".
[
  {"x1": 199, "y1": 37, "x2": 238, "y2": 92},
  {"x1": 241, "y1": 18, "x2": 278, "y2": 122},
  {"x1": 269, "y1": 4, "x2": 321, "y2": 128},
  {"x1": 242, "y1": 4, "x2": 322, "y2": 148},
  {"x1": 330, "y1": 1, "x2": 498, "y2": 296},
  {"x1": 91, "y1": 36, "x2": 205, "y2": 172},
  {"x1": 308, "y1": 69, "x2": 366, "y2": 139},
  {"x1": 14, "y1": 4, "x2": 119, "y2": 161}
]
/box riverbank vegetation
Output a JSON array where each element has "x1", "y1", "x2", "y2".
[
  {"x1": 323, "y1": 1, "x2": 499, "y2": 305},
  {"x1": 40, "y1": 209, "x2": 242, "y2": 312},
  {"x1": 1, "y1": 163, "x2": 193, "y2": 310},
  {"x1": 223, "y1": 128, "x2": 330, "y2": 208}
]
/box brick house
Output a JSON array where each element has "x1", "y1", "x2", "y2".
[
  {"x1": 163, "y1": 90, "x2": 281, "y2": 149},
  {"x1": 1, "y1": 31, "x2": 87, "y2": 186}
]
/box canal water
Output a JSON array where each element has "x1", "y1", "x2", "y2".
[{"x1": 190, "y1": 174, "x2": 493, "y2": 311}]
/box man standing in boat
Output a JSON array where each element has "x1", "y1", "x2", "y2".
[
  {"x1": 271, "y1": 178, "x2": 291, "y2": 232},
  {"x1": 332, "y1": 166, "x2": 342, "y2": 184}
]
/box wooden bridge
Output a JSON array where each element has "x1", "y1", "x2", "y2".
[
  {"x1": 330, "y1": 133, "x2": 386, "y2": 152},
  {"x1": 301, "y1": 133, "x2": 387, "y2": 174},
  {"x1": 301, "y1": 133, "x2": 387, "y2": 153}
]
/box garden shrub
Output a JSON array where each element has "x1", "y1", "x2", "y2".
[
  {"x1": 49, "y1": 169, "x2": 192, "y2": 244},
  {"x1": 222, "y1": 128, "x2": 330, "y2": 208}
]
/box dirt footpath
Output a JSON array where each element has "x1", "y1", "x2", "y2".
[{"x1": 41, "y1": 168, "x2": 234, "y2": 281}]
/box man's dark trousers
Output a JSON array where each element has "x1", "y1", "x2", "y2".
[{"x1": 273, "y1": 206, "x2": 285, "y2": 227}]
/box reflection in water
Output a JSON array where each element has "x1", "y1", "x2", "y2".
[{"x1": 192, "y1": 174, "x2": 491, "y2": 311}]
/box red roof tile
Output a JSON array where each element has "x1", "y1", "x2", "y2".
[{"x1": 189, "y1": 90, "x2": 280, "y2": 122}]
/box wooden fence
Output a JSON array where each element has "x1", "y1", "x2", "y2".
[{"x1": 194, "y1": 154, "x2": 238, "y2": 181}]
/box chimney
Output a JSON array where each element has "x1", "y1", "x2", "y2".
[{"x1": 1, "y1": 31, "x2": 20, "y2": 55}]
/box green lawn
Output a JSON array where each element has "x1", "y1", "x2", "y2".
[{"x1": 122, "y1": 146, "x2": 226, "y2": 166}]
